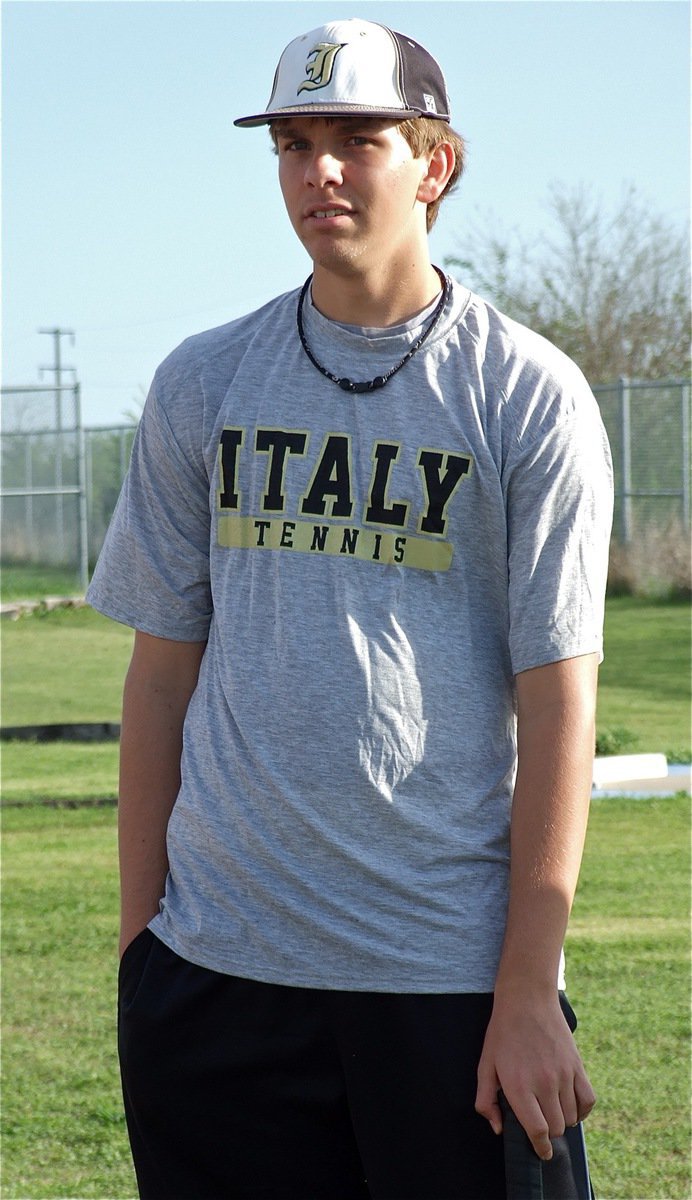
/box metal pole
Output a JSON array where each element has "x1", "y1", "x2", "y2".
[
  {"x1": 56, "y1": 394, "x2": 65, "y2": 562},
  {"x1": 24, "y1": 434, "x2": 34, "y2": 552},
  {"x1": 75, "y1": 384, "x2": 89, "y2": 593},
  {"x1": 619, "y1": 376, "x2": 632, "y2": 543},
  {"x1": 39, "y1": 328, "x2": 75, "y2": 428},
  {"x1": 86, "y1": 430, "x2": 94, "y2": 564},
  {"x1": 39, "y1": 328, "x2": 76, "y2": 567},
  {"x1": 55, "y1": 330, "x2": 62, "y2": 434}
]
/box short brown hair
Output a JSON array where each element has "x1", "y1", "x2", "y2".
[
  {"x1": 269, "y1": 116, "x2": 466, "y2": 233},
  {"x1": 397, "y1": 118, "x2": 466, "y2": 231}
]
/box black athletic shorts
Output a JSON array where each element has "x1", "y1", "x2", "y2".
[{"x1": 118, "y1": 928, "x2": 594, "y2": 1200}]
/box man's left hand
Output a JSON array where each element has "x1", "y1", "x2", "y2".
[{"x1": 475, "y1": 988, "x2": 596, "y2": 1161}]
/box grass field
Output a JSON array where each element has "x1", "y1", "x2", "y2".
[
  {"x1": 1, "y1": 598, "x2": 690, "y2": 806},
  {"x1": 1, "y1": 595, "x2": 690, "y2": 1198},
  {"x1": 2, "y1": 797, "x2": 689, "y2": 1200},
  {"x1": 567, "y1": 796, "x2": 691, "y2": 1200},
  {"x1": 2, "y1": 806, "x2": 127, "y2": 1199},
  {"x1": 1, "y1": 606, "x2": 133, "y2": 728},
  {"x1": 596, "y1": 598, "x2": 691, "y2": 762},
  {"x1": 2, "y1": 608, "x2": 131, "y2": 804},
  {"x1": 1, "y1": 564, "x2": 85, "y2": 603}
]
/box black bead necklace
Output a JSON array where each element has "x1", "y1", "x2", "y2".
[{"x1": 296, "y1": 267, "x2": 451, "y2": 393}]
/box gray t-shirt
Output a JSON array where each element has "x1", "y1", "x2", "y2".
[{"x1": 87, "y1": 278, "x2": 613, "y2": 992}]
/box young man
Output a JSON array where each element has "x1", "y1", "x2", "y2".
[{"x1": 88, "y1": 18, "x2": 613, "y2": 1199}]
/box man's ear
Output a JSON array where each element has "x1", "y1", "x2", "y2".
[{"x1": 417, "y1": 142, "x2": 456, "y2": 204}]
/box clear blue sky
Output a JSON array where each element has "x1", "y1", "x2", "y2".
[{"x1": 3, "y1": 0, "x2": 689, "y2": 426}]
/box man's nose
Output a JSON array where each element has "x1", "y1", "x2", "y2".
[{"x1": 304, "y1": 150, "x2": 344, "y2": 188}]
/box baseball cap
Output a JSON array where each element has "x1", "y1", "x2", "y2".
[{"x1": 234, "y1": 18, "x2": 451, "y2": 127}]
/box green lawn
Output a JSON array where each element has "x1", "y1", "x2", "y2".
[
  {"x1": 1, "y1": 608, "x2": 130, "y2": 804},
  {"x1": 1, "y1": 563, "x2": 86, "y2": 602},
  {"x1": 1, "y1": 742, "x2": 120, "y2": 805},
  {"x1": 3, "y1": 601, "x2": 689, "y2": 749},
  {"x1": 2, "y1": 797, "x2": 689, "y2": 1200},
  {"x1": 1, "y1": 606, "x2": 133, "y2": 727},
  {"x1": 567, "y1": 796, "x2": 691, "y2": 1200},
  {"x1": 1, "y1": 598, "x2": 689, "y2": 806},
  {"x1": 2, "y1": 806, "x2": 132, "y2": 1199},
  {"x1": 597, "y1": 598, "x2": 691, "y2": 761},
  {"x1": 1, "y1": 597, "x2": 690, "y2": 1197}
]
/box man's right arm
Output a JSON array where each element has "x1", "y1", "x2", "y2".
[{"x1": 118, "y1": 630, "x2": 206, "y2": 958}]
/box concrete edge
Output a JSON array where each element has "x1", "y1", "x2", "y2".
[
  {"x1": 592, "y1": 752, "x2": 669, "y2": 787},
  {"x1": 1, "y1": 596, "x2": 87, "y2": 619}
]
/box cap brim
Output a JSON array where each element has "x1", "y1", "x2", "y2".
[{"x1": 234, "y1": 104, "x2": 449, "y2": 128}]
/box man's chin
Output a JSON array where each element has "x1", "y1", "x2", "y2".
[{"x1": 303, "y1": 240, "x2": 368, "y2": 279}]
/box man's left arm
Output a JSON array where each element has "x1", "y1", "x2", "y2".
[{"x1": 475, "y1": 652, "x2": 599, "y2": 1160}]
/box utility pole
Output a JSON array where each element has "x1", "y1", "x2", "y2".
[
  {"x1": 38, "y1": 327, "x2": 77, "y2": 563},
  {"x1": 39, "y1": 327, "x2": 76, "y2": 430}
]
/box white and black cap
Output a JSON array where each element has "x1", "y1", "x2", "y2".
[{"x1": 234, "y1": 18, "x2": 451, "y2": 128}]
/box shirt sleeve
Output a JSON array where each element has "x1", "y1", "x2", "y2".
[
  {"x1": 504, "y1": 383, "x2": 614, "y2": 676},
  {"x1": 86, "y1": 373, "x2": 213, "y2": 641}
]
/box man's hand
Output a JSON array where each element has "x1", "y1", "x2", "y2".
[
  {"x1": 476, "y1": 655, "x2": 599, "y2": 1158},
  {"x1": 475, "y1": 988, "x2": 596, "y2": 1160}
]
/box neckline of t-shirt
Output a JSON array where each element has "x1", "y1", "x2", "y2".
[
  {"x1": 311, "y1": 288, "x2": 440, "y2": 338},
  {"x1": 304, "y1": 277, "x2": 461, "y2": 350}
]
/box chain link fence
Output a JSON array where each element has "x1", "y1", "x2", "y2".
[
  {"x1": 83, "y1": 425, "x2": 138, "y2": 564},
  {"x1": 1, "y1": 385, "x2": 89, "y2": 590},
  {"x1": 593, "y1": 379, "x2": 691, "y2": 543},
  {"x1": 2, "y1": 379, "x2": 690, "y2": 595}
]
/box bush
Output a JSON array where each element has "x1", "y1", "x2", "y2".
[
  {"x1": 595, "y1": 726, "x2": 638, "y2": 756},
  {"x1": 607, "y1": 519, "x2": 691, "y2": 599}
]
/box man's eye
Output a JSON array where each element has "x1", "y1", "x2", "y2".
[{"x1": 347, "y1": 136, "x2": 371, "y2": 146}]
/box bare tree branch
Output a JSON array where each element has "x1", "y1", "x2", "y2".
[{"x1": 446, "y1": 184, "x2": 691, "y2": 383}]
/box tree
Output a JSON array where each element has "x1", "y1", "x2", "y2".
[{"x1": 445, "y1": 185, "x2": 691, "y2": 383}]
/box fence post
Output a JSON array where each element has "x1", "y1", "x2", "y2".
[
  {"x1": 24, "y1": 435, "x2": 34, "y2": 550},
  {"x1": 682, "y1": 383, "x2": 690, "y2": 531},
  {"x1": 76, "y1": 384, "x2": 89, "y2": 593},
  {"x1": 55, "y1": 395, "x2": 65, "y2": 561},
  {"x1": 619, "y1": 376, "x2": 632, "y2": 543},
  {"x1": 85, "y1": 431, "x2": 94, "y2": 563}
]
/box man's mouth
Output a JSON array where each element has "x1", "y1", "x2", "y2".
[{"x1": 306, "y1": 206, "x2": 353, "y2": 221}]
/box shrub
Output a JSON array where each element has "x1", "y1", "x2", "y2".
[
  {"x1": 607, "y1": 519, "x2": 691, "y2": 599},
  {"x1": 595, "y1": 727, "x2": 638, "y2": 756}
]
